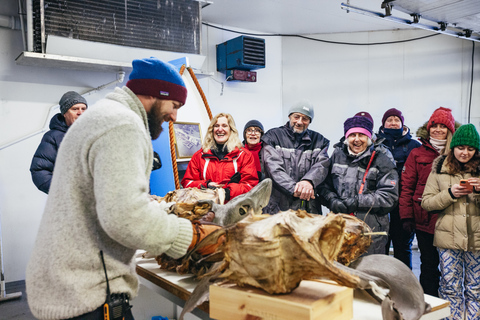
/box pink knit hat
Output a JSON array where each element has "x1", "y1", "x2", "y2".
[{"x1": 427, "y1": 107, "x2": 455, "y2": 134}]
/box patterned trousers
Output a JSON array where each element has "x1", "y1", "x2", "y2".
[{"x1": 438, "y1": 248, "x2": 480, "y2": 320}]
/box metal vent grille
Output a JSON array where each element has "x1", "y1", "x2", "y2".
[
  {"x1": 32, "y1": 0, "x2": 201, "y2": 54},
  {"x1": 243, "y1": 37, "x2": 265, "y2": 67}
]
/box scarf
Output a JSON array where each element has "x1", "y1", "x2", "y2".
[
  {"x1": 245, "y1": 142, "x2": 262, "y2": 171},
  {"x1": 430, "y1": 137, "x2": 446, "y2": 154}
]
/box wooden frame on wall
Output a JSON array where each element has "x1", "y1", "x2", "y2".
[{"x1": 172, "y1": 121, "x2": 203, "y2": 160}]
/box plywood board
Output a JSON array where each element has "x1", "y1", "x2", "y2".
[{"x1": 210, "y1": 280, "x2": 353, "y2": 320}]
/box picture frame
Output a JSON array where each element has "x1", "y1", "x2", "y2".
[{"x1": 172, "y1": 122, "x2": 203, "y2": 159}]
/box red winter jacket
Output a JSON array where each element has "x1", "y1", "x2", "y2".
[
  {"x1": 181, "y1": 147, "x2": 259, "y2": 202},
  {"x1": 399, "y1": 138, "x2": 440, "y2": 234}
]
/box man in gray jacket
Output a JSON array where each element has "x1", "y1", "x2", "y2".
[
  {"x1": 261, "y1": 100, "x2": 330, "y2": 214},
  {"x1": 26, "y1": 58, "x2": 207, "y2": 320}
]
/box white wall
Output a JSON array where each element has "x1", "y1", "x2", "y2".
[
  {"x1": 197, "y1": 25, "x2": 284, "y2": 132},
  {"x1": 1, "y1": 0, "x2": 479, "y2": 286},
  {"x1": 282, "y1": 30, "x2": 480, "y2": 150},
  {"x1": 0, "y1": 1, "x2": 283, "y2": 282}
]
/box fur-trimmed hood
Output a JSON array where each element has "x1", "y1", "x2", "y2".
[{"x1": 416, "y1": 120, "x2": 462, "y2": 140}]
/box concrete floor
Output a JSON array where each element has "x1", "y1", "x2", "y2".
[{"x1": 0, "y1": 249, "x2": 422, "y2": 320}]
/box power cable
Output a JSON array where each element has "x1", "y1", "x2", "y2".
[
  {"x1": 202, "y1": 22, "x2": 440, "y2": 46},
  {"x1": 467, "y1": 41, "x2": 475, "y2": 123}
]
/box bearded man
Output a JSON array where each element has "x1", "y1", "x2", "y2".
[
  {"x1": 261, "y1": 100, "x2": 330, "y2": 214},
  {"x1": 26, "y1": 58, "x2": 217, "y2": 320}
]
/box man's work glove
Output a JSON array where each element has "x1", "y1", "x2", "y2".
[
  {"x1": 343, "y1": 196, "x2": 358, "y2": 214},
  {"x1": 402, "y1": 218, "x2": 415, "y2": 233},
  {"x1": 188, "y1": 220, "x2": 224, "y2": 255},
  {"x1": 329, "y1": 197, "x2": 348, "y2": 214}
]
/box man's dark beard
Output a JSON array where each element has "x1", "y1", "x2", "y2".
[{"x1": 147, "y1": 103, "x2": 165, "y2": 140}]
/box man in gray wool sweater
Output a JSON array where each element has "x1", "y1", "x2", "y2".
[{"x1": 26, "y1": 57, "x2": 213, "y2": 320}]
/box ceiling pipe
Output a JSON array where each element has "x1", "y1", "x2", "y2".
[
  {"x1": 0, "y1": 15, "x2": 21, "y2": 30},
  {"x1": 341, "y1": 2, "x2": 480, "y2": 43}
]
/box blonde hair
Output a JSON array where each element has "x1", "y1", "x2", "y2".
[
  {"x1": 442, "y1": 130, "x2": 453, "y2": 155},
  {"x1": 202, "y1": 113, "x2": 242, "y2": 153}
]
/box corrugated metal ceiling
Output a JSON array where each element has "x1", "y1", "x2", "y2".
[{"x1": 391, "y1": 0, "x2": 480, "y2": 34}]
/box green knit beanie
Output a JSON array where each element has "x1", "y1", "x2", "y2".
[{"x1": 450, "y1": 124, "x2": 480, "y2": 150}]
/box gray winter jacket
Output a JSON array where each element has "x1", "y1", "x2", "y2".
[
  {"x1": 261, "y1": 122, "x2": 330, "y2": 214},
  {"x1": 319, "y1": 138, "x2": 399, "y2": 254}
]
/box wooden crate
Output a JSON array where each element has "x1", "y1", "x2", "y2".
[{"x1": 210, "y1": 280, "x2": 353, "y2": 320}]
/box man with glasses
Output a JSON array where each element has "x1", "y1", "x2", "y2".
[{"x1": 261, "y1": 100, "x2": 330, "y2": 214}]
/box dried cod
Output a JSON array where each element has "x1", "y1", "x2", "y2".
[{"x1": 179, "y1": 209, "x2": 430, "y2": 320}]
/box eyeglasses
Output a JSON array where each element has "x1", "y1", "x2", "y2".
[{"x1": 246, "y1": 128, "x2": 262, "y2": 134}]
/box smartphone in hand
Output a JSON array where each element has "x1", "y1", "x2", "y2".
[{"x1": 460, "y1": 179, "x2": 473, "y2": 191}]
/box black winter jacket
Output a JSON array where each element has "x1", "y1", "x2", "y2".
[
  {"x1": 377, "y1": 126, "x2": 421, "y2": 178},
  {"x1": 30, "y1": 113, "x2": 68, "y2": 194}
]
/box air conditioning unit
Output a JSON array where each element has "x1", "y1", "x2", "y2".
[{"x1": 216, "y1": 36, "x2": 266, "y2": 75}]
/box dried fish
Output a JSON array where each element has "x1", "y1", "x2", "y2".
[{"x1": 179, "y1": 210, "x2": 429, "y2": 320}]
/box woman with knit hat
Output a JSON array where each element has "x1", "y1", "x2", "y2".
[
  {"x1": 242, "y1": 119, "x2": 265, "y2": 180},
  {"x1": 421, "y1": 124, "x2": 480, "y2": 319},
  {"x1": 319, "y1": 113, "x2": 398, "y2": 255},
  {"x1": 377, "y1": 108, "x2": 421, "y2": 269},
  {"x1": 399, "y1": 106, "x2": 460, "y2": 297}
]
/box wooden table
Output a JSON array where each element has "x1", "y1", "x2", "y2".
[{"x1": 135, "y1": 251, "x2": 450, "y2": 320}]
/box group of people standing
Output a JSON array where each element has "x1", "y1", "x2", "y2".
[
  {"x1": 28, "y1": 55, "x2": 479, "y2": 320},
  {"x1": 176, "y1": 102, "x2": 480, "y2": 320}
]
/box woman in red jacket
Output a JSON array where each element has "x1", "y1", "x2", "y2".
[
  {"x1": 181, "y1": 113, "x2": 259, "y2": 202},
  {"x1": 399, "y1": 107, "x2": 459, "y2": 297}
]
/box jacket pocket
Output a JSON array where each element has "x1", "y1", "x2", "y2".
[
  {"x1": 365, "y1": 168, "x2": 379, "y2": 191},
  {"x1": 413, "y1": 199, "x2": 429, "y2": 225}
]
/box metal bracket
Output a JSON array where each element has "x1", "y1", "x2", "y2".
[
  {"x1": 381, "y1": 1, "x2": 393, "y2": 16},
  {"x1": 410, "y1": 13, "x2": 421, "y2": 24},
  {"x1": 438, "y1": 22, "x2": 447, "y2": 31}
]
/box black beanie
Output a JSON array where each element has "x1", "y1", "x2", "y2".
[
  {"x1": 59, "y1": 91, "x2": 88, "y2": 115},
  {"x1": 243, "y1": 120, "x2": 264, "y2": 141}
]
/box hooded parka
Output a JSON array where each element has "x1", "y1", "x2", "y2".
[
  {"x1": 421, "y1": 155, "x2": 480, "y2": 251},
  {"x1": 320, "y1": 138, "x2": 398, "y2": 254},
  {"x1": 399, "y1": 121, "x2": 461, "y2": 233}
]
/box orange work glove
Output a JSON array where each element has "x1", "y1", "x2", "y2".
[{"x1": 188, "y1": 221, "x2": 224, "y2": 256}]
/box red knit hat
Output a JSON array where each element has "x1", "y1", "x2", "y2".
[{"x1": 427, "y1": 107, "x2": 455, "y2": 134}]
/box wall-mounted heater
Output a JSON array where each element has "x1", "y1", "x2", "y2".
[{"x1": 216, "y1": 36, "x2": 265, "y2": 82}]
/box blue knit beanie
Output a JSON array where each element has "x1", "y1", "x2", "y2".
[{"x1": 126, "y1": 57, "x2": 187, "y2": 105}]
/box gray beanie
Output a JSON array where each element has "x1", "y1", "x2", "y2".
[
  {"x1": 288, "y1": 100, "x2": 314, "y2": 122},
  {"x1": 59, "y1": 91, "x2": 88, "y2": 115}
]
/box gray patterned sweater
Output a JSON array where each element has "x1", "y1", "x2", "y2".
[{"x1": 26, "y1": 87, "x2": 192, "y2": 319}]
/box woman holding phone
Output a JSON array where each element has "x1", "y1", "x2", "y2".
[{"x1": 421, "y1": 124, "x2": 480, "y2": 320}]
